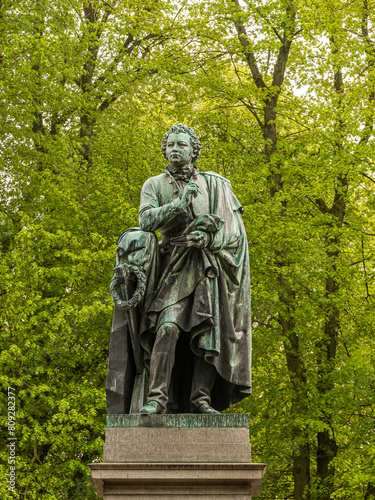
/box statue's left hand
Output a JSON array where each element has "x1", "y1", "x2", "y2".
[{"x1": 190, "y1": 230, "x2": 210, "y2": 248}]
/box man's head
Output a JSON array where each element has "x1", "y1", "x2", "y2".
[{"x1": 161, "y1": 124, "x2": 201, "y2": 167}]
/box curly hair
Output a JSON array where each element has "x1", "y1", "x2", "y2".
[{"x1": 161, "y1": 124, "x2": 201, "y2": 164}]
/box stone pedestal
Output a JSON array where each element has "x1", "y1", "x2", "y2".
[{"x1": 89, "y1": 414, "x2": 266, "y2": 499}]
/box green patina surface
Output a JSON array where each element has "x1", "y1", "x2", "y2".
[{"x1": 107, "y1": 413, "x2": 249, "y2": 428}]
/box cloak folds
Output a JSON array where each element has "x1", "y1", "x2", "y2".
[
  {"x1": 106, "y1": 170, "x2": 251, "y2": 414},
  {"x1": 105, "y1": 229, "x2": 160, "y2": 414}
]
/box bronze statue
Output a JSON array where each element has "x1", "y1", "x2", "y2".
[{"x1": 106, "y1": 124, "x2": 251, "y2": 415}]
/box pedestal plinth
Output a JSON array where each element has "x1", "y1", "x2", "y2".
[{"x1": 89, "y1": 414, "x2": 266, "y2": 499}]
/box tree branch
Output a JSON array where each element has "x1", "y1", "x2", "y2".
[{"x1": 230, "y1": 0, "x2": 267, "y2": 90}]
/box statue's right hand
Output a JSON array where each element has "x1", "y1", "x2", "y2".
[{"x1": 179, "y1": 182, "x2": 201, "y2": 209}]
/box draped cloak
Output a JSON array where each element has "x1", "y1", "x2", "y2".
[{"x1": 106, "y1": 168, "x2": 251, "y2": 414}]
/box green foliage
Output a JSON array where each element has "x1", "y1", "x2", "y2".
[{"x1": 1, "y1": 0, "x2": 375, "y2": 498}]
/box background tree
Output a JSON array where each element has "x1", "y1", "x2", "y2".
[
  {"x1": 184, "y1": 0, "x2": 375, "y2": 498},
  {"x1": 0, "y1": 1, "x2": 188, "y2": 498},
  {"x1": 1, "y1": 0, "x2": 375, "y2": 499}
]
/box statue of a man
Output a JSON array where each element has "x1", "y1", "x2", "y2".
[
  {"x1": 106, "y1": 124, "x2": 251, "y2": 416},
  {"x1": 137, "y1": 124, "x2": 252, "y2": 414}
]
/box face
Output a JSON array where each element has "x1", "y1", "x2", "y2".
[{"x1": 166, "y1": 132, "x2": 193, "y2": 168}]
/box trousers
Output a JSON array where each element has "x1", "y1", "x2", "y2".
[{"x1": 147, "y1": 322, "x2": 216, "y2": 411}]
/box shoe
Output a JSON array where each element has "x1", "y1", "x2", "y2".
[
  {"x1": 194, "y1": 403, "x2": 220, "y2": 415},
  {"x1": 140, "y1": 400, "x2": 165, "y2": 415}
]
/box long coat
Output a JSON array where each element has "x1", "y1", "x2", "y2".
[{"x1": 106, "y1": 168, "x2": 251, "y2": 413}]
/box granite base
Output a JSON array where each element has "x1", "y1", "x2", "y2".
[{"x1": 88, "y1": 414, "x2": 266, "y2": 499}]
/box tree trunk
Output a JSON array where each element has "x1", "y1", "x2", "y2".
[
  {"x1": 230, "y1": 2, "x2": 310, "y2": 497},
  {"x1": 315, "y1": 37, "x2": 346, "y2": 498},
  {"x1": 31, "y1": 0, "x2": 46, "y2": 154}
]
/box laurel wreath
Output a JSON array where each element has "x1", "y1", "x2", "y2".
[{"x1": 110, "y1": 263, "x2": 147, "y2": 310}]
